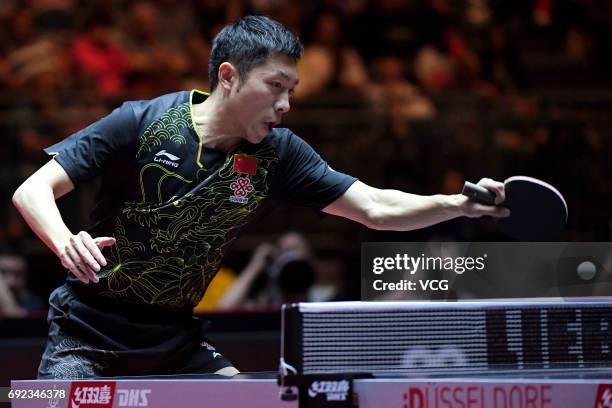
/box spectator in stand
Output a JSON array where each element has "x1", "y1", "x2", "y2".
[
  {"x1": 479, "y1": 24, "x2": 525, "y2": 95},
  {"x1": 294, "y1": 11, "x2": 370, "y2": 100},
  {"x1": 413, "y1": 45, "x2": 454, "y2": 93},
  {"x1": 308, "y1": 254, "x2": 351, "y2": 302},
  {"x1": 444, "y1": 28, "x2": 482, "y2": 90},
  {"x1": 71, "y1": 11, "x2": 131, "y2": 99},
  {"x1": 118, "y1": 0, "x2": 191, "y2": 96},
  {"x1": 218, "y1": 232, "x2": 315, "y2": 308},
  {"x1": 0, "y1": 254, "x2": 44, "y2": 317},
  {"x1": 368, "y1": 54, "x2": 436, "y2": 126},
  {"x1": 0, "y1": 271, "x2": 24, "y2": 318},
  {"x1": 1, "y1": 9, "x2": 35, "y2": 84},
  {"x1": 3, "y1": 16, "x2": 66, "y2": 92}
]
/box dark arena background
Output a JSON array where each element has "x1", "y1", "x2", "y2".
[{"x1": 1, "y1": 1, "x2": 612, "y2": 407}]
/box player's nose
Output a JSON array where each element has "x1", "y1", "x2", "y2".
[{"x1": 275, "y1": 93, "x2": 290, "y2": 114}]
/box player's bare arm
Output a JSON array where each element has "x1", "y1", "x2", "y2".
[
  {"x1": 323, "y1": 178, "x2": 509, "y2": 231},
  {"x1": 12, "y1": 159, "x2": 115, "y2": 284}
]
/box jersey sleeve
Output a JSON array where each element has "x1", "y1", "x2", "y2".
[
  {"x1": 274, "y1": 130, "x2": 357, "y2": 210},
  {"x1": 43, "y1": 102, "x2": 137, "y2": 185}
]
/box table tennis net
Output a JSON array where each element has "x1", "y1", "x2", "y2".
[{"x1": 280, "y1": 302, "x2": 612, "y2": 375}]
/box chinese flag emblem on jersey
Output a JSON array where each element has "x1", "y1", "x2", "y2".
[{"x1": 232, "y1": 154, "x2": 257, "y2": 175}]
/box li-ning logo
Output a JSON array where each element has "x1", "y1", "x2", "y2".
[
  {"x1": 229, "y1": 176, "x2": 254, "y2": 204},
  {"x1": 154, "y1": 150, "x2": 180, "y2": 168},
  {"x1": 307, "y1": 380, "x2": 349, "y2": 401}
]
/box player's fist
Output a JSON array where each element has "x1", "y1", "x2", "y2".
[{"x1": 459, "y1": 178, "x2": 510, "y2": 218}]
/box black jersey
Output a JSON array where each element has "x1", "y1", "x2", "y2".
[{"x1": 45, "y1": 90, "x2": 356, "y2": 310}]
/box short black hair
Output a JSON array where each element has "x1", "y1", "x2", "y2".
[{"x1": 208, "y1": 15, "x2": 303, "y2": 91}]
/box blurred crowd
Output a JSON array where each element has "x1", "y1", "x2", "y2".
[{"x1": 1, "y1": 0, "x2": 612, "y2": 314}]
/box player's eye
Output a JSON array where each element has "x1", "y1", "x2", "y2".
[{"x1": 271, "y1": 81, "x2": 283, "y2": 89}]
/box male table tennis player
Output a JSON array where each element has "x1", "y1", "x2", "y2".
[{"x1": 12, "y1": 16, "x2": 508, "y2": 379}]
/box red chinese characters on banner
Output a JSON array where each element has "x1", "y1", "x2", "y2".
[
  {"x1": 69, "y1": 381, "x2": 116, "y2": 408},
  {"x1": 594, "y1": 385, "x2": 612, "y2": 408}
]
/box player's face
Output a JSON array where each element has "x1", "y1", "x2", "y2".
[{"x1": 228, "y1": 54, "x2": 299, "y2": 143}]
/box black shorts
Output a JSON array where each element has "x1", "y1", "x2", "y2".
[{"x1": 38, "y1": 284, "x2": 233, "y2": 379}]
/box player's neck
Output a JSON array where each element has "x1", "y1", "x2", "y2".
[{"x1": 192, "y1": 91, "x2": 242, "y2": 152}]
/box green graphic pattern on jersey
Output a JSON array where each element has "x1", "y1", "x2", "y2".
[
  {"x1": 136, "y1": 103, "x2": 191, "y2": 158},
  {"x1": 97, "y1": 104, "x2": 278, "y2": 308}
]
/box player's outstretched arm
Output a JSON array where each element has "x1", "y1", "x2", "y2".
[
  {"x1": 323, "y1": 179, "x2": 509, "y2": 231},
  {"x1": 12, "y1": 159, "x2": 115, "y2": 284}
]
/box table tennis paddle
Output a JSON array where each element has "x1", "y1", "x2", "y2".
[{"x1": 462, "y1": 176, "x2": 568, "y2": 241}]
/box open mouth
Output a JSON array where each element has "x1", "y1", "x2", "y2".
[{"x1": 265, "y1": 122, "x2": 277, "y2": 132}]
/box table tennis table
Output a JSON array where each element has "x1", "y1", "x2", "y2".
[
  {"x1": 9, "y1": 300, "x2": 612, "y2": 407},
  {"x1": 8, "y1": 371, "x2": 612, "y2": 408}
]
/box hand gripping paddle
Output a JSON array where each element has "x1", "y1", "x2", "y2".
[{"x1": 462, "y1": 176, "x2": 568, "y2": 241}]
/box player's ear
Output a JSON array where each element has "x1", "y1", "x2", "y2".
[{"x1": 218, "y1": 62, "x2": 238, "y2": 92}]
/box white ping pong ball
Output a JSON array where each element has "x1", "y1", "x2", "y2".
[{"x1": 577, "y1": 261, "x2": 597, "y2": 281}]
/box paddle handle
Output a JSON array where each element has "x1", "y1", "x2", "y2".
[{"x1": 462, "y1": 181, "x2": 497, "y2": 206}]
